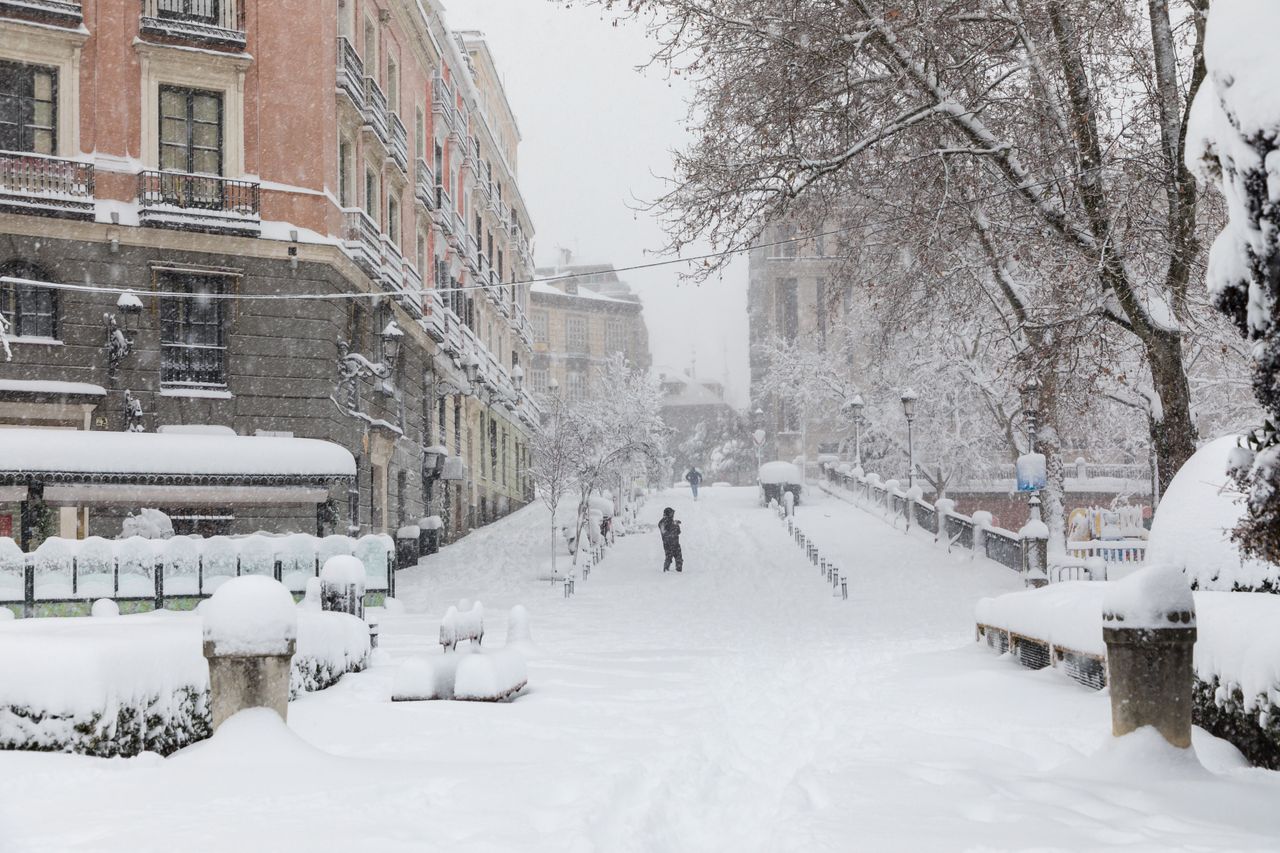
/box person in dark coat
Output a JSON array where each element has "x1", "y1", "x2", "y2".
[
  {"x1": 658, "y1": 506, "x2": 683, "y2": 572},
  {"x1": 685, "y1": 468, "x2": 703, "y2": 501}
]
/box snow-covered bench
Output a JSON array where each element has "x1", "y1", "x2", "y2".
[{"x1": 439, "y1": 599, "x2": 483, "y2": 652}]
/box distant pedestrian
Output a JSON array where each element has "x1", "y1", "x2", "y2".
[
  {"x1": 685, "y1": 468, "x2": 703, "y2": 501},
  {"x1": 658, "y1": 506, "x2": 683, "y2": 572}
]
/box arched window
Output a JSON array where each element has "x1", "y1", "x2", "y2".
[{"x1": 0, "y1": 260, "x2": 58, "y2": 340}]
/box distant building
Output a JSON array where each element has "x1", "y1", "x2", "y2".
[
  {"x1": 655, "y1": 366, "x2": 742, "y2": 480},
  {"x1": 528, "y1": 261, "x2": 651, "y2": 399},
  {"x1": 746, "y1": 220, "x2": 851, "y2": 465}
]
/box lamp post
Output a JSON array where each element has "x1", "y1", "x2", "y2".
[
  {"x1": 842, "y1": 394, "x2": 865, "y2": 467},
  {"x1": 1021, "y1": 376, "x2": 1042, "y2": 523},
  {"x1": 900, "y1": 388, "x2": 917, "y2": 489}
]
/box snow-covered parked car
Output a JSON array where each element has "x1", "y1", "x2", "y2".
[{"x1": 758, "y1": 461, "x2": 802, "y2": 508}]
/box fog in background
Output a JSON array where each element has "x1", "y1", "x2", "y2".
[{"x1": 453, "y1": 0, "x2": 751, "y2": 406}]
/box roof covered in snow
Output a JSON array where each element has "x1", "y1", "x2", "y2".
[{"x1": 0, "y1": 428, "x2": 356, "y2": 483}]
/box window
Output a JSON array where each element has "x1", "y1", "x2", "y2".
[
  {"x1": 363, "y1": 18, "x2": 377, "y2": 67},
  {"x1": 416, "y1": 231, "x2": 426, "y2": 275},
  {"x1": 159, "y1": 86, "x2": 222, "y2": 175},
  {"x1": 386, "y1": 56, "x2": 399, "y2": 112},
  {"x1": 453, "y1": 396, "x2": 462, "y2": 455},
  {"x1": 415, "y1": 107, "x2": 425, "y2": 161},
  {"x1": 434, "y1": 142, "x2": 443, "y2": 188},
  {"x1": 529, "y1": 368, "x2": 548, "y2": 395},
  {"x1": 779, "y1": 278, "x2": 798, "y2": 341},
  {"x1": 489, "y1": 418, "x2": 498, "y2": 478},
  {"x1": 0, "y1": 262, "x2": 57, "y2": 340},
  {"x1": 0, "y1": 61, "x2": 56, "y2": 154},
  {"x1": 365, "y1": 167, "x2": 379, "y2": 222},
  {"x1": 160, "y1": 271, "x2": 228, "y2": 387},
  {"x1": 387, "y1": 193, "x2": 399, "y2": 245},
  {"x1": 605, "y1": 319, "x2": 624, "y2": 355},
  {"x1": 566, "y1": 316, "x2": 588, "y2": 354},
  {"x1": 531, "y1": 310, "x2": 548, "y2": 343},
  {"x1": 338, "y1": 136, "x2": 353, "y2": 207},
  {"x1": 566, "y1": 370, "x2": 586, "y2": 401}
]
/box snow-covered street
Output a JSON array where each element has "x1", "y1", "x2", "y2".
[{"x1": 3, "y1": 487, "x2": 1280, "y2": 852}]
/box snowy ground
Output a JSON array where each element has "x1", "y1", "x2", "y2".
[{"x1": 3, "y1": 487, "x2": 1280, "y2": 852}]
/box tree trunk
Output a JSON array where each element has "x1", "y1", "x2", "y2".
[{"x1": 1145, "y1": 330, "x2": 1199, "y2": 497}]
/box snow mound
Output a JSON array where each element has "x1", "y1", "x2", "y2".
[
  {"x1": 298, "y1": 577, "x2": 322, "y2": 612},
  {"x1": 454, "y1": 649, "x2": 527, "y2": 702},
  {"x1": 202, "y1": 576, "x2": 298, "y2": 655},
  {"x1": 320, "y1": 555, "x2": 367, "y2": 590},
  {"x1": 759, "y1": 461, "x2": 802, "y2": 485},
  {"x1": 1102, "y1": 565, "x2": 1195, "y2": 630},
  {"x1": 1146, "y1": 436, "x2": 1277, "y2": 591},
  {"x1": 382, "y1": 596, "x2": 405, "y2": 615},
  {"x1": 391, "y1": 656, "x2": 456, "y2": 702},
  {"x1": 91, "y1": 598, "x2": 119, "y2": 618},
  {"x1": 170, "y1": 708, "x2": 331, "y2": 769},
  {"x1": 976, "y1": 583, "x2": 1106, "y2": 655}
]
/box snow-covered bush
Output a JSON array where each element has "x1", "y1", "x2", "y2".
[
  {"x1": 236, "y1": 535, "x2": 275, "y2": 578},
  {"x1": 1147, "y1": 436, "x2": 1277, "y2": 592},
  {"x1": 32, "y1": 537, "x2": 73, "y2": 599},
  {"x1": 352, "y1": 534, "x2": 393, "y2": 590},
  {"x1": 200, "y1": 536, "x2": 238, "y2": 593},
  {"x1": 278, "y1": 533, "x2": 318, "y2": 592},
  {"x1": 0, "y1": 538, "x2": 21, "y2": 602},
  {"x1": 0, "y1": 610, "x2": 367, "y2": 757},
  {"x1": 76, "y1": 537, "x2": 115, "y2": 599}
]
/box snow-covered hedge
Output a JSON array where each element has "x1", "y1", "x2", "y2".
[
  {"x1": 977, "y1": 583, "x2": 1280, "y2": 768},
  {"x1": 0, "y1": 610, "x2": 369, "y2": 757},
  {"x1": 1147, "y1": 436, "x2": 1278, "y2": 592},
  {"x1": 0, "y1": 532, "x2": 395, "y2": 604}
]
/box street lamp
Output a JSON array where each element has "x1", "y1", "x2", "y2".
[
  {"x1": 463, "y1": 352, "x2": 480, "y2": 387},
  {"x1": 512, "y1": 363, "x2": 524, "y2": 394},
  {"x1": 900, "y1": 388, "x2": 917, "y2": 489},
  {"x1": 842, "y1": 394, "x2": 865, "y2": 467},
  {"x1": 380, "y1": 320, "x2": 404, "y2": 367}
]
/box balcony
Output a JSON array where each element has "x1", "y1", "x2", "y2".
[
  {"x1": 341, "y1": 207, "x2": 380, "y2": 277},
  {"x1": 140, "y1": 0, "x2": 245, "y2": 51},
  {"x1": 464, "y1": 233, "x2": 478, "y2": 273},
  {"x1": 414, "y1": 158, "x2": 436, "y2": 211},
  {"x1": 400, "y1": 260, "x2": 424, "y2": 319},
  {"x1": 0, "y1": 151, "x2": 94, "y2": 220},
  {"x1": 363, "y1": 77, "x2": 389, "y2": 146},
  {"x1": 431, "y1": 76, "x2": 455, "y2": 133},
  {"x1": 455, "y1": 99, "x2": 470, "y2": 136},
  {"x1": 388, "y1": 113, "x2": 408, "y2": 174},
  {"x1": 422, "y1": 286, "x2": 447, "y2": 343},
  {"x1": 336, "y1": 37, "x2": 365, "y2": 112},
  {"x1": 138, "y1": 170, "x2": 260, "y2": 236},
  {"x1": 0, "y1": 0, "x2": 81, "y2": 27}
]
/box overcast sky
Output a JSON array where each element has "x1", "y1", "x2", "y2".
[{"x1": 451, "y1": 0, "x2": 750, "y2": 406}]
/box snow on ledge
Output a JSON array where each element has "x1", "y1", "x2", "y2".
[{"x1": 0, "y1": 379, "x2": 105, "y2": 397}]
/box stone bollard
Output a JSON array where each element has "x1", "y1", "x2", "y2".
[
  {"x1": 1102, "y1": 566, "x2": 1197, "y2": 748},
  {"x1": 201, "y1": 576, "x2": 298, "y2": 730},
  {"x1": 321, "y1": 555, "x2": 367, "y2": 620}
]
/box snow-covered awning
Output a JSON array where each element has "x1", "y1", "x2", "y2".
[{"x1": 0, "y1": 428, "x2": 355, "y2": 489}]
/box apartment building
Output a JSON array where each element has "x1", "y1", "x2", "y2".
[
  {"x1": 0, "y1": 0, "x2": 538, "y2": 545},
  {"x1": 746, "y1": 219, "x2": 852, "y2": 465},
  {"x1": 527, "y1": 262, "x2": 651, "y2": 400}
]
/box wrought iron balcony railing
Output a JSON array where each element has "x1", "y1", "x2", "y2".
[
  {"x1": 415, "y1": 158, "x2": 436, "y2": 211},
  {"x1": 0, "y1": 0, "x2": 81, "y2": 28},
  {"x1": 388, "y1": 113, "x2": 408, "y2": 174},
  {"x1": 431, "y1": 76, "x2": 455, "y2": 132},
  {"x1": 363, "y1": 77, "x2": 389, "y2": 145},
  {"x1": 341, "y1": 207, "x2": 380, "y2": 275},
  {"x1": 336, "y1": 37, "x2": 365, "y2": 111},
  {"x1": 138, "y1": 170, "x2": 259, "y2": 234},
  {"x1": 140, "y1": 0, "x2": 245, "y2": 50},
  {"x1": 0, "y1": 151, "x2": 94, "y2": 219}
]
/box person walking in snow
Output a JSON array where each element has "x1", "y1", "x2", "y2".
[
  {"x1": 658, "y1": 506, "x2": 683, "y2": 572},
  {"x1": 685, "y1": 467, "x2": 703, "y2": 501}
]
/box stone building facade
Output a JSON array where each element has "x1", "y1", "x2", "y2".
[
  {"x1": 527, "y1": 263, "x2": 651, "y2": 400},
  {"x1": 0, "y1": 0, "x2": 539, "y2": 545},
  {"x1": 746, "y1": 219, "x2": 852, "y2": 466}
]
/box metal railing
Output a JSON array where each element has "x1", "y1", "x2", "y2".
[
  {"x1": 0, "y1": 151, "x2": 94, "y2": 211},
  {"x1": 431, "y1": 76, "x2": 455, "y2": 131},
  {"x1": 341, "y1": 207, "x2": 380, "y2": 272},
  {"x1": 435, "y1": 185, "x2": 453, "y2": 226},
  {"x1": 140, "y1": 0, "x2": 245, "y2": 46},
  {"x1": 388, "y1": 113, "x2": 408, "y2": 172},
  {"x1": 0, "y1": 0, "x2": 82, "y2": 26},
  {"x1": 415, "y1": 158, "x2": 436, "y2": 210},
  {"x1": 336, "y1": 37, "x2": 365, "y2": 110},
  {"x1": 363, "y1": 77, "x2": 389, "y2": 144},
  {"x1": 138, "y1": 170, "x2": 258, "y2": 216},
  {"x1": 1065, "y1": 540, "x2": 1146, "y2": 564}
]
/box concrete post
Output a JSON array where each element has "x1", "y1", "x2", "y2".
[
  {"x1": 1021, "y1": 535, "x2": 1048, "y2": 588},
  {"x1": 203, "y1": 639, "x2": 296, "y2": 730},
  {"x1": 1103, "y1": 622, "x2": 1197, "y2": 748}
]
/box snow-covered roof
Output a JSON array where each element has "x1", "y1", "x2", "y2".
[
  {"x1": 529, "y1": 281, "x2": 636, "y2": 306},
  {"x1": 0, "y1": 379, "x2": 106, "y2": 398},
  {"x1": 0, "y1": 428, "x2": 355, "y2": 482}
]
